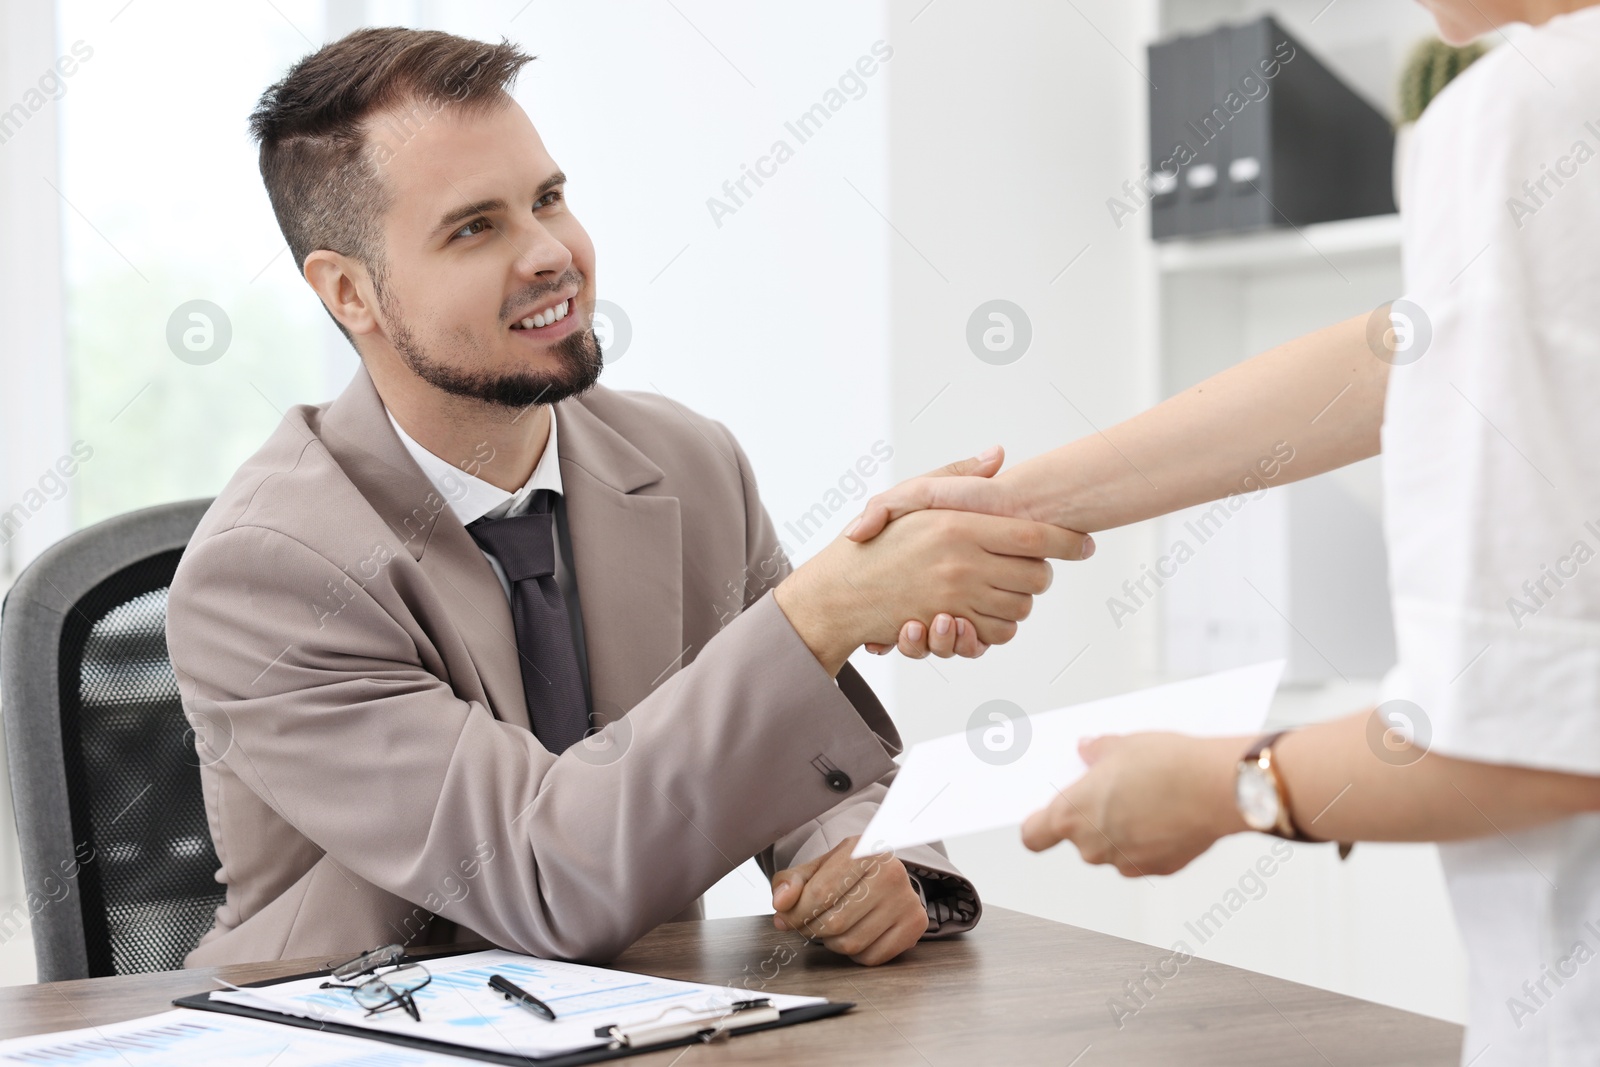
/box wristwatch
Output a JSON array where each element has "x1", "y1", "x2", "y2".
[
  {"x1": 1235, "y1": 731, "x2": 1315, "y2": 840},
  {"x1": 1234, "y1": 731, "x2": 1354, "y2": 859}
]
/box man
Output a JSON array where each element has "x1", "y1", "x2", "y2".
[{"x1": 167, "y1": 26, "x2": 1086, "y2": 969}]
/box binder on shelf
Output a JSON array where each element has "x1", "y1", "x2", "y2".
[
  {"x1": 1225, "y1": 15, "x2": 1396, "y2": 233},
  {"x1": 1145, "y1": 35, "x2": 1185, "y2": 240},
  {"x1": 1146, "y1": 16, "x2": 1396, "y2": 241},
  {"x1": 1204, "y1": 25, "x2": 1238, "y2": 236},
  {"x1": 1226, "y1": 18, "x2": 1273, "y2": 232},
  {"x1": 1180, "y1": 30, "x2": 1224, "y2": 236}
]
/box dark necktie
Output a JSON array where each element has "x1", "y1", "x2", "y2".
[{"x1": 467, "y1": 490, "x2": 590, "y2": 754}]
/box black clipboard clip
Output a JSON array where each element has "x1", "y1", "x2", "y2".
[{"x1": 593, "y1": 998, "x2": 778, "y2": 1048}]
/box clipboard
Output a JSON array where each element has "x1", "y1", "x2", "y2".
[{"x1": 173, "y1": 950, "x2": 853, "y2": 1066}]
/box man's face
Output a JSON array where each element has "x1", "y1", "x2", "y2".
[{"x1": 366, "y1": 97, "x2": 601, "y2": 409}]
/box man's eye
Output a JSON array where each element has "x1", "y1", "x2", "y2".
[{"x1": 452, "y1": 192, "x2": 563, "y2": 241}]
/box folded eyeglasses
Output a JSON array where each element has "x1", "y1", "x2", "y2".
[{"x1": 319, "y1": 943, "x2": 433, "y2": 1022}]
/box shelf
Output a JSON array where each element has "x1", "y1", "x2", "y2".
[{"x1": 1156, "y1": 213, "x2": 1402, "y2": 275}]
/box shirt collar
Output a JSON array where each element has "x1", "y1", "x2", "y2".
[{"x1": 385, "y1": 406, "x2": 564, "y2": 527}]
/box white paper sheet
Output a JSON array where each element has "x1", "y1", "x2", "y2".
[
  {"x1": 209, "y1": 949, "x2": 822, "y2": 1059},
  {"x1": 853, "y1": 660, "x2": 1285, "y2": 857},
  {"x1": 0, "y1": 1009, "x2": 479, "y2": 1065}
]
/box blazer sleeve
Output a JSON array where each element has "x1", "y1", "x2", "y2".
[
  {"x1": 721, "y1": 428, "x2": 982, "y2": 937},
  {"x1": 167, "y1": 522, "x2": 898, "y2": 964},
  {"x1": 753, "y1": 691, "x2": 983, "y2": 938}
]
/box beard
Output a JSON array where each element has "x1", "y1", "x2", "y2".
[{"x1": 386, "y1": 297, "x2": 605, "y2": 411}]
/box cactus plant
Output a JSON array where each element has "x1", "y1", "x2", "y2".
[{"x1": 1398, "y1": 38, "x2": 1490, "y2": 125}]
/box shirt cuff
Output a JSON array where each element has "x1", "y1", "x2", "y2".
[{"x1": 905, "y1": 863, "x2": 981, "y2": 937}]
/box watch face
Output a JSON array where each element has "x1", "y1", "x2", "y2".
[{"x1": 1236, "y1": 762, "x2": 1281, "y2": 832}]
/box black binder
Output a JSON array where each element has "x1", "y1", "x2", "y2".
[
  {"x1": 173, "y1": 955, "x2": 852, "y2": 1066},
  {"x1": 1226, "y1": 17, "x2": 1275, "y2": 232},
  {"x1": 1180, "y1": 30, "x2": 1224, "y2": 235},
  {"x1": 1147, "y1": 16, "x2": 1396, "y2": 240},
  {"x1": 1145, "y1": 35, "x2": 1185, "y2": 240},
  {"x1": 1225, "y1": 15, "x2": 1396, "y2": 233}
]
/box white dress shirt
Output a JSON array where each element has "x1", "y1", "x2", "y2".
[
  {"x1": 1381, "y1": 8, "x2": 1600, "y2": 1063},
  {"x1": 385, "y1": 406, "x2": 592, "y2": 711}
]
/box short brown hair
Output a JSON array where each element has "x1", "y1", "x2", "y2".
[{"x1": 248, "y1": 27, "x2": 533, "y2": 341}]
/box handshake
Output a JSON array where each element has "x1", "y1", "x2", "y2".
[
  {"x1": 765, "y1": 443, "x2": 1086, "y2": 966},
  {"x1": 772, "y1": 445, "x2": 1090, "y2": 676}
]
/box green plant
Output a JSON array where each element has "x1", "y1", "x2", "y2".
[{"x1": 1398, "y1": 37, "x2": 1490, "y2": 125}]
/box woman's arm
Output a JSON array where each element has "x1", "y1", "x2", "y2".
[
  {"x1": 1006, "y1": 310, "x2": 1389, "y2": 533},
  {"x1": 850, "y1": 309, "x2": 1390, "y2": 539},
  {"x1": 1018, "y1": 713, "x2": 1600, "y2": 874},
  {"x1": 851, "y1": 309, "x2": 1392, "y2": 659}
]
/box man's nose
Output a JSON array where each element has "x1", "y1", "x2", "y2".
[{"x1": 513, "y1": 219, "x2": 573, "y2": 279}]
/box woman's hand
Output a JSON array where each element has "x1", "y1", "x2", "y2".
[
  {"x1": 846, "y1": 445, "x2": 1034, "y2": 542},
  {"x1": 1019, "y1": 733, "x2": 1247, "y2": 876}
]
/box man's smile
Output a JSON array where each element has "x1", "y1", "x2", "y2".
[{"x1": 508, "y1": 289, "x2": 581, "y2": 339}]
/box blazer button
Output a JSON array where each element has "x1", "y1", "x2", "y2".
[{"x1": 824, "y1": 769, "x2": 852, "y2": 793}]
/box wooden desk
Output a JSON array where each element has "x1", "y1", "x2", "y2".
[{"x1": 0, "y1": 906, "x2": 1462, "y2": 1064}]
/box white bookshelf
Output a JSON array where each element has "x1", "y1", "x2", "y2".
[{"x1": 1157, "y1": 212, "x2": 1401, "y2": 274}]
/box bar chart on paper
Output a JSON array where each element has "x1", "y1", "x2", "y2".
[
  {"x1": 0, "y1": 1010, "x2": 450, "y2": 1066},
  {"x1": 428, "y1": 957, "x2": 705, "y2": 1019}
]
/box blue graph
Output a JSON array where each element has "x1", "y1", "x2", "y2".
[
  {"x1": 1, "y1": 1017, "x2": 438, "y2": 1067},
  {"x1": 427, "y1": 959, "x2": 696, "y2": 1018}
]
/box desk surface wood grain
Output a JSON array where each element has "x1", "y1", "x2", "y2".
[{"x1": 0, "y1": 906, "x2": 1462, "y2": 1065}]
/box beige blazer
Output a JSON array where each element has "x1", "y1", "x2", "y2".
[{"x1": 167, "y1": 367, "x2": 977, "y2": 967}]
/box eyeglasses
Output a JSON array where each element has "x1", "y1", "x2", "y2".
[{"x1": 319, "y1": 945, "x2": 432, "y2": 1022}]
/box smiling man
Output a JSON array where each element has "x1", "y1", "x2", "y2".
[{"x1": 166, "y1": 27, "x2": 1088, "y2": 968}]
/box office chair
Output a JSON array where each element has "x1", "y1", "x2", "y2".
[{"x1": 1, "y1": 498, "x2": 221, "y2": 981}]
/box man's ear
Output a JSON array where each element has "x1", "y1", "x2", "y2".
[{"x1": 304, "y1": 249, "x2": 380, "y2": 337}]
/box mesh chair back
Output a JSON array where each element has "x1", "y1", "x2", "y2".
[{"x1": 2, "y1": 499, "x2": 219, "y2": 980}]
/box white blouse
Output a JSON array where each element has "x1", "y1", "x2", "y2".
[{"x1": 1380, "y1": 7, "x2": 1600, "y2": 1064}]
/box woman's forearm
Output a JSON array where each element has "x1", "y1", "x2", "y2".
[
  {"x1": 1270, "y1": 712, "x2": 1600, "y2": 842},
  {"x1": 998, "y1": 310, "x2": 1390, "y2": 533}
]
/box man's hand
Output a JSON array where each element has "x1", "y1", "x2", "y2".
[
  {"x1": 857, "y1": 448, "x2": 1009, "y2": 659},
  {"x1": 841, "y1": 447, "x2": 1094, "y2": 661},
  {"x1": 773, "y1": 500, "x2": 1088, "y2": 675},
  {"x1": 1019, "y1": 733, "x2": 1247, "y2": 876},
  {"x1": 769, "y1": 836, "x2": 927, "y2": 966}
]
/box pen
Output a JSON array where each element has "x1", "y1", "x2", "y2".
[{"x1": 488, "y1": 974, "x2": 557, "y2": 1021}]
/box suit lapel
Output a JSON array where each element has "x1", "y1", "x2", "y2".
[
  {"x1": 555, "y1": 397, "x2": 684, "y2": 723},
  {"x1": 318, "y1": 368, "x2": 530, "y2": 732},
  {"x1": 318, "y1": 367, "x2": 686, "y2": 734}
]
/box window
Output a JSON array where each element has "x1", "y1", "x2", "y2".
[{"x1": 56, "y1": 0, "x2": 353, "y2": 530}]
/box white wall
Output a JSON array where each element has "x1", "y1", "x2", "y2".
[{"x1": 883, "y1": 1, "x2": 1163, "y2": 741}]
